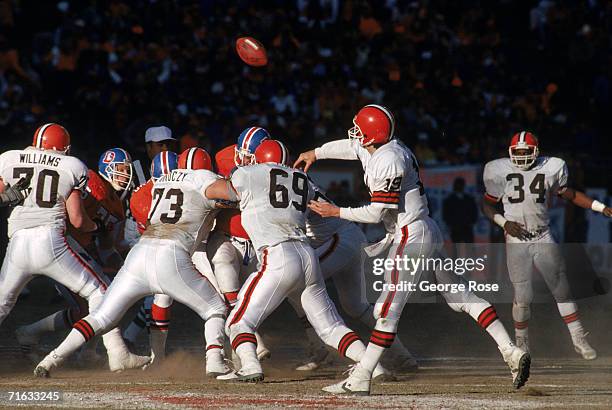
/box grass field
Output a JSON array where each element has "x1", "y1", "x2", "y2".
[
  {"x1": 2, "y1": 352, "x2": 612, "y2": 409},
  {"x1": 1, "y1": 278, "x2": 611, "y2": 409}
]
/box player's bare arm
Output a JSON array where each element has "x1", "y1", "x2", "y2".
[
  {"x1": 205, "y1": 178, "x2": 238, "y2": 203},
  {"x1": 66, "y1": 190, "x2": 98, "y2": 232},
  {"x1": 558, "y1": 187, "x2": 612, "y2": 217},
  {"x1": 482, "y1": 196, "x2": 531, "y2": 240},
  {"x1": 293, "y1": 150, "x2": 317, "y2": 171},
  {"x1": 307, "y1": 200, "x2": 339, "y2": 217}
]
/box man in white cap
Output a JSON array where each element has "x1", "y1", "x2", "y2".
[{"x1": 145, "y1": 126, "x2": 177, "y2": 160}]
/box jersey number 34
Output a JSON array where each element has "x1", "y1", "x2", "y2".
[{"x1": 506, "y1": 173, "x2": 546, "y2": 204}]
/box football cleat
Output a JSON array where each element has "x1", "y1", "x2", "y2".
[
  {"x1": 108, "y1": 349, "x2": 151, "y2": 372},
  {"x1": 500, "y1": 345, "x2": 531, "y2": 389},
  {"x1": 217, "y1": 362, "x2": 263, "y2": 382},
  {"x1": 205, "y1": 350, "x2": 233, "y2": 378},
  {"x1": 33, "y1": 365, "x2": 50, "y2": 378},
  {"x1": 573, "y1": 333, "x2": 597, "y2": 360},
  {"x1": 34, "y1": 350, "x2": 63, "y2": 378},
  {"x1": 322, "y1": 363, "x2": 371, "y2": 396}
]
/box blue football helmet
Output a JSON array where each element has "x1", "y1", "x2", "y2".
[
  {"x1": 98, "y1": 148, "x2": 134, "y2": 192},
  {"x1": 150, "y1": 151, "x2": 178, "y2": 180},
  {"x1": 234, "y1": 127, "x2": 270, "y2": 166}
]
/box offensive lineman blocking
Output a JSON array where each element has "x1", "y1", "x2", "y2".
[
  {"x1": 205, "y1": 140, "x2": 388, "y2": 382},
  {"x1": 0, "y1": 124, "x2": 150, "y2": 374},
  {"x1": 34, "y1": 147, "x2": 230, "y2": 377}
]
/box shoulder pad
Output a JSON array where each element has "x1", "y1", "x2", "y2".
[
  {"x1": 130, "y1": 181, "x2": 153, "y2": 226},
  {"x1": 215, "y1": 144, "x2": 237, "y2": 177}
]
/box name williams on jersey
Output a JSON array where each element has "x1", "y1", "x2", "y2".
[{"x1": 19, "y1": 153, "x2": 62, "y2": 167}]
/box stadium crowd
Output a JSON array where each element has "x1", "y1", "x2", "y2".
[{"x1": 0, "y1": 0, "x2": 610, "y2": 176}]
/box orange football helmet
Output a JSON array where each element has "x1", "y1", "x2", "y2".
[
  {"x1": 178, "y1": 147, "x2": 213, "y2": 171},
  {"x1": 348, "y1": 104, "x2": 395, "y2": 146},
  {"x1": 32, "y1": 123, "x2": 71, "y2": 153},
  {"x1": 254, "y1": 140, "x2": 289, "y2": 165}
]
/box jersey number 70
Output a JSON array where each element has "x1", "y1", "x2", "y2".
[{"x1": 13, "y1": 167, "x2": 59, "y2": 208}]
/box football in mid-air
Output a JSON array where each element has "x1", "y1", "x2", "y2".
[{"x1": 235, "y1": 36, "x2": 268, "y2": 67}]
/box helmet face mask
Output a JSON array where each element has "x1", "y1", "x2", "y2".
[
  {"x1": 99, "y1": 148, "x2": 134, "y2": 193},
  {"x1": 235, "y1": 127, "x2": 270, "y2": 166},
  {"x1": 348, "y1": 118, "x2": 367, "y2": 144},
  {"x1": 508, "y1": 131, "x2": 539, "y2": 170},
  {"x1": 509, "y1": 147, "x2": 538, "y2": 170},
  {"x1": 105, "y1": 162, "x2": 133, "y2": 191},
  {"x1": 234, "y1": 147, "x2": 257, "y2": 167}
]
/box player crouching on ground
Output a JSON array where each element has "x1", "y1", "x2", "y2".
[
  {"x1": 34, "y1": 147, "x2": 231, "y2": 378},
  {"x1": 205, "y1": 140, "x2": 389, "y2": 383},
  {"x1": 483, "y1": 131, "x2": 611, "y2": 360}
]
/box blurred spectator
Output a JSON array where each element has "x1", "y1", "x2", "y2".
[
  {"x1": 442, "y1": 177, "x2": 477, "y2": 243},
  {"x1": 145, "y1": 125, "x2": 178, "y2": 160},
  {"x1": 0, "y1": 0, "x2": 607, "y2": 189},
  {"x1": 326, "y1": 180, "x2": 355, "y2": 207}
]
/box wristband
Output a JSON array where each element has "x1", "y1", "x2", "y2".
[
  {"x1": 591, "y1": 200, "x2": 606, "y2": 213},
  {"x1": 493, "y1": 214, "x2": 507, "y2": 228}
]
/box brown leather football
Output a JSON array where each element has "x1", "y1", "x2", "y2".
[{"x1": 235, "y1": 37, "x2": 268, "y2": 67}]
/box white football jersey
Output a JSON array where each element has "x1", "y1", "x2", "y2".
[
  {"x1": 231, "y1": 163, "x2": 315, "y2": 253},
  {"x1": 483, "y1": 156, "x2": 568, "y2": 230},
  {"x1": 0, "y1": 147, "x2": 88, "y2": 237},
  {"x1": 355, "y1": 139, "x2": 429, "y2": 229},
  {"x1": 305, "y1": 183, "x2": 351, "y2": 249},
  {"x1": 144, "y1": 169, "x2": 220, "y2": 253}
]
